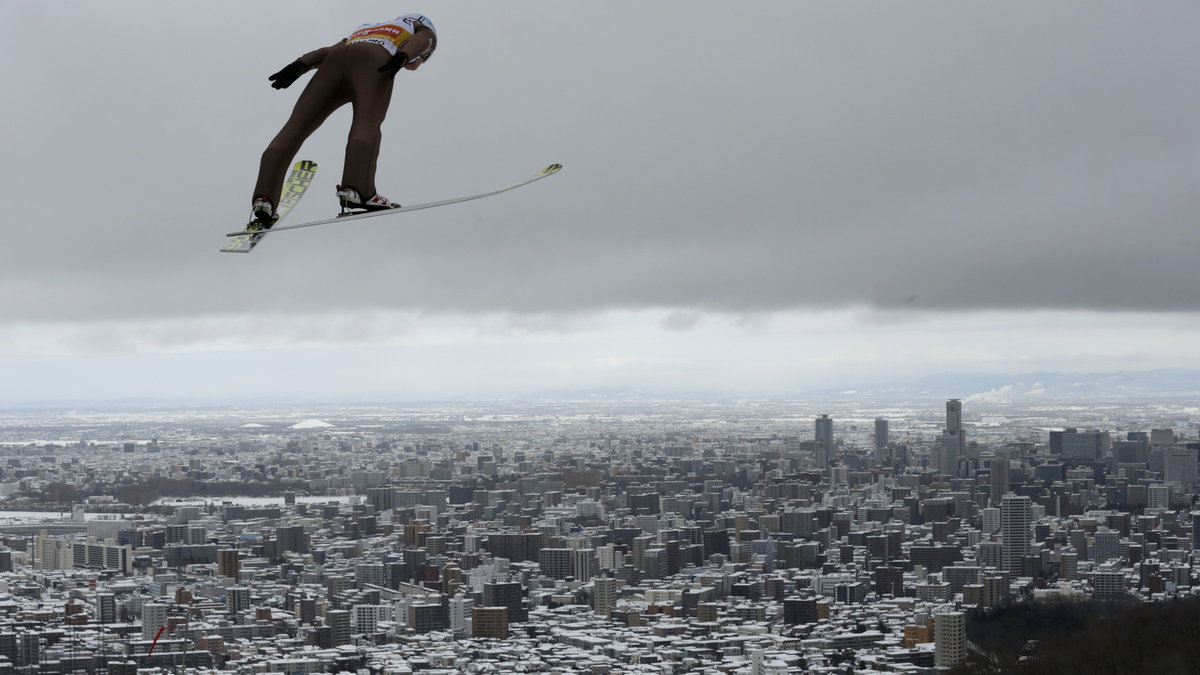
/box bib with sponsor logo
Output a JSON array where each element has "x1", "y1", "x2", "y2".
[{"x1": 346, "y1": 14, "x2": 435, "y2": 56}]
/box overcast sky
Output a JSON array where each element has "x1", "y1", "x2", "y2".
[{"x1": 1, "y1": 1, "x2": 1198, "y2": 403}]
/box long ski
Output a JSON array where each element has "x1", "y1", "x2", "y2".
[
  {"x1": 221, "y1": 160, "x2": 318, "y2": 253},
  {"x1": 225, "y1": 163, "x2": 562, "y2": 239}
]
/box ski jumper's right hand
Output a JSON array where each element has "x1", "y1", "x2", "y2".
[{"x1": 268, "y1": 60, "x2": 310, "y2": 89}]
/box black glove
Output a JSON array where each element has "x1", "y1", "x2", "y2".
[
  {"x1": 377, "y1": 52, "x2": 409, "y2": 78},
  {"x1": 268, "y1": 60, "x2": 309, "y2": 89}
]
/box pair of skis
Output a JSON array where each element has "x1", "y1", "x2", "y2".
[{"x1": 221, "y1": 162, "x2": 563, "y2": 253}]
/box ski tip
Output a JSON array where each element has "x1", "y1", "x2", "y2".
[{"x1": 541, "y1": 163, "x2": 563, "y2": 176}]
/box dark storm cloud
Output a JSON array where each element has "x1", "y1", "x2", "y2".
[{"x1": 0, "y1": 1, "x2": 1196, "y2": 324}]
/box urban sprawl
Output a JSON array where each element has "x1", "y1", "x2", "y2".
[{"x1": 0, "y1": 398, "x2": 1197, "y2": 674}]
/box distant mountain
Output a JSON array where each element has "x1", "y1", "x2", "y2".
[{"x1": 841, "y1": 368, "x2": 1200, "y2": 404}]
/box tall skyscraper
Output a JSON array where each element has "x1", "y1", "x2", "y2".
[
  {"x1": 815, "y1": 414, "x2": 833, "y2": 468},
  {"x1": 990, "y1": 458, "x2": 1011, "y2": 503},
  {"x1": 946, "y1": 399, "x2": 962, "y2": 433},
  {"x1": 874, "y1": 418, "x2": 889, "y2": 462},
  {"x1": 1000, "y1": 493, "x2": 1031, "y2": 573},
  {"x1": 940, "y1": 399, "x2": 966, "y2": 477},
  {"x1": 815, "y1": 414, "x2": 833, "y2": 443}
]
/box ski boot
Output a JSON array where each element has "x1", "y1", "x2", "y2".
[
  {"x1": 250, "y1": 196, "x2": 278, "y2": 228},
  {"x1": 336, "y1": 185, "x2": 401, "y2": 214}
]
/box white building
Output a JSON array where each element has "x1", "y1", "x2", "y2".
[
  {"x1": 1147, "y1": 484, "x2": 1171, "y2": 511},
  {"x1": 934, "y1": 610, "x2": 966, "y2": 669},
  {"x1": 142, "y1": 603, "x2": 169, "y2": 640},
  {"x1": 1001, "y1": 494, "x2": 1031, "y2": 573}
]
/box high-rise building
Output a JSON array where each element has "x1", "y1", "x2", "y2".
[
  {"x1": 1060, "y1": 549, "x2": 1079, "y2": 581},
  {"x1": 874, "y1": 418, "x2": 889, "y2": 460},
  {"x1": 981, "y1": 507, "x2": 1001, "y2": 534},
  {"x1": 642, "y1": 548, "x2": 668, "y2": 579},
  {"x1": 471, "y1": 607, "x2": 509, "y2": 639},
  {"x1": 449, "y1": 596, "x2": 474, "y2": 632},
  {"x1": 275, "y1": 525, "x2": 309, "y2": 554},
  {"x1": 408, "y1": 602, "x2": 449, "y2": 633},
  {"x1": 538, "y1": 548, "x2": 573, "y2": 580},
  {"x1": 593, "y1": 576, "x2": 620, "y2": 614},
  {"x1": 483, "y1": 581, "x2": 526, "y2": 623},
  {"x1": 815, "y1": 415, "x2": 833, "y2": 468},
  {"x1": 217, "y1": 549, "x2": 240, "y2": 581},
  {"x1": 353, "y1": 605, "x2": 390, "y2": 635},
  {"x1": 1000, "y1": 493, "x2": 1031, "y2": 573},
  {"x1": 815, "y1": 414, "x2": 833, "y2": 443},
  {"x1": 326, "y1": 609, "x2": 351, "y2": 646},
  {"x1": 934, "y1": 611, "x2": 966, "y2": 669},
  {"x1": 937, "y1": 399, "x2": 966, "y2": 477},
  {"x1": 990, "y1": 459, "x2": 1011, "y2": 503},
  {"x1": 1147, "y1": 483, "x2": 1171, "y2": 510},
  {"x1": 1091, "y1": 571, "x2": 1126, "y2": 599},
  {"x1": 782, "y1": 598, "x2": 818, "y2": 625},
  {"x1": 96, "y1": 593, "x2": 117, "y2": 624},
  {"x1": 1092, "y1": 528, "x2": 1120, "y2": 563},
  {"x1": 227, "y1": 586, "x2": 251, "y2": 622},
  {"x1": 1049, "y1": 428, "x2": 1111, "y2": 460},
  {"x1": 1163, "y1": 448, "x2": 1198, "y2": 488},
  {"x1": 142, "y1": 603, "x2": 169, "y2": 640},
  {"x1": 572, "y1": 548, "x2": 596, "y2": 582},
  {"x1": 946, "y1": 399, "x2": 962, "y2": 433}
]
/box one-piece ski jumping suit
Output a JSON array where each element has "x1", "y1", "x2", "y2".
[{"x1": 252, "y1": 14, "x2": 436, "y2": 212}]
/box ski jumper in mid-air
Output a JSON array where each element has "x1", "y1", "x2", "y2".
[{"x1": 251, "y1": 13, "x2": 437, "y2": 224}]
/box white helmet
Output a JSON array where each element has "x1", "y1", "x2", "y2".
[{"x1": 400, "y1": 13, "x2": 436, "y2": 38}]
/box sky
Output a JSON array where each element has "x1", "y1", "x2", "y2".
[{"x1": 1, "y1": 1, "x2": 1198, "y2": 404}]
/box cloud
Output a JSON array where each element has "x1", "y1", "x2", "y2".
[
  {"x1": 966, "y1": 385, "x2": 1015, "y2": 405},
  {"x1": 0, "y1": 1, "x2": 1196, "y2": 330},
  {"x1": 663, "y1": 311, "x2": 701, "y2": 331}
]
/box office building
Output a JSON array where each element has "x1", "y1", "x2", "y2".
[
  {"x1": 990, "y1": 459, "x2": 1010, "y2": 503},
  {"x1": 815, "y1": 414, "x2": 833, "y2": 468},
  {"x1": 1000, "y1": 494, "x2": 1031, "y2": 574},
  {"x1": 1163, "y1": 448, "x2": 1197, "y2": 487}
]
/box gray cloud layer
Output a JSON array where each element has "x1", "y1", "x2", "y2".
[{"x1": 1, "y1": 1, "x2": 1197, "y2": 324}]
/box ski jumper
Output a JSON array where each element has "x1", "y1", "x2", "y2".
[{"x1": 253, "y1": 14, "x2": 436, "y2": 210}]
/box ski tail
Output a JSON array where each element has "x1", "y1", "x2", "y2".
[{"x1": 221, "y1": 160, "x2": 318, "y2": 253}]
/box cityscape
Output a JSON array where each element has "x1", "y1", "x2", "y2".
[
  {"x1": 3, "y1": 2, "x2": 1198, "y2": 674},
  {"x1": 0, "y1": 394, "x2": 1197, "y2": 674}
]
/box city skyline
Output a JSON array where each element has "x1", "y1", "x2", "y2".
[{"x1": 0, "y1": 395, "x2": 1196, "y2": 672}]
